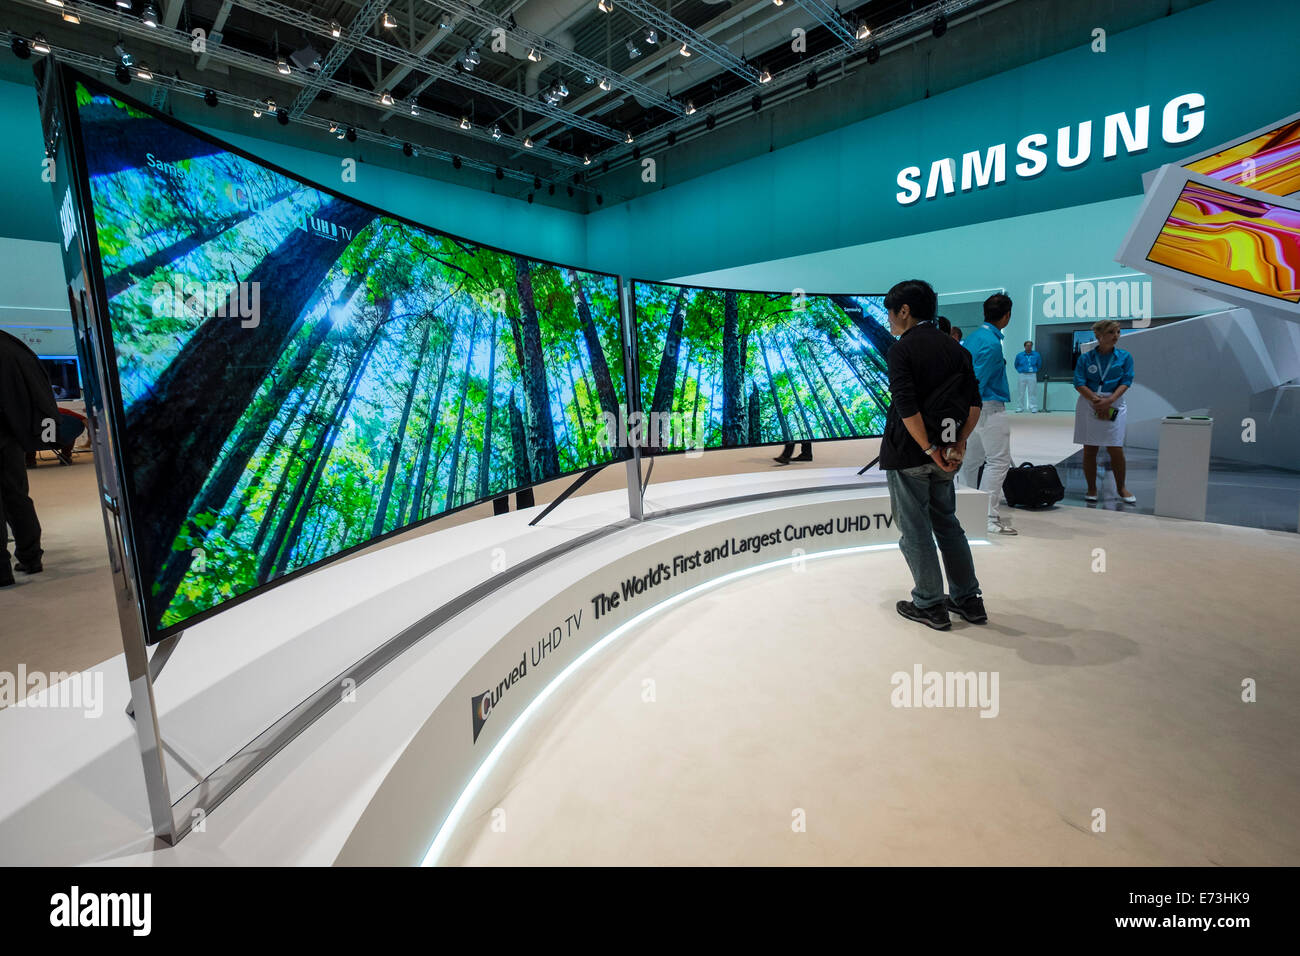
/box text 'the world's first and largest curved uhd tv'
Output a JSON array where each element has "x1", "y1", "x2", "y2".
[
  {"x1": 632, "y1": 281, "x2": 892, "y2": 453},
  {"x1": 69, "y1": 77, "x2": 629, "y2": 640}
]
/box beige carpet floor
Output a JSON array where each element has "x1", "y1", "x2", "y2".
[{"x1": 436, "y1": 504, "x2": 1300, "y2": 866}]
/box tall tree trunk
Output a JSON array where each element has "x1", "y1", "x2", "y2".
[
  {"x1": 721, "y1": 292, "x2": 744, "y2": 447},
  {"x1": 789, "y1": 337, "x2": 839, "y2": 437},
  {"x1": 444, "y1": 309, "x2": 482, "y2": 511},
  {"x1": 827, "y1": 333, "x2": 891, "y2": 411},
  {"x1": 650, "y1": 290, "x2": 686, "y2": 415},
  {"x1": 151, "y1": 270, "x2": 359, "y2": 615},
  {"x1": 690, "y1": 360, "x2": 704, "y2": 442},
  {"x1": 405, "y1": 327, "x2": 456, "y2": 526},
  {"x1": 758, "y1": 333, "x2": 792, "y2": 443},
  {"x1": 565, "y1": 356, "x2": 589, "y2": 460},
  {"x1": 478, "y1": 312, "x2": 499, "y2": 500},
  {"x1": 808, "y1": 345, "x2": 858, "y2": 436},
  {"x1": 748, "y1": 384, "x2": 762, "y2": 444},
  {"x1": 251, "y1": 362, "x2": 336, "y2": 556},
  {"x1": 514, "y1": 257, "x2": 560, "y2": 480},
  {"x1": 564, "y1": 269, "x2": 620, "y2": 418},
  {"x1": 126, "y1": 198, "x2": 375, "y2": 609},
  {"x1": 776, "y1": 339, "x2": 815, "y2": 437},
  {"x1": 373, "y1": 313, "x2": 434, "y2": 536},
  {"x1": 508, "y1": 390, "x2": 530, "y2": 486},
  {"x1": 262, "y1": 310, "x2": 385, "y2": 581}
]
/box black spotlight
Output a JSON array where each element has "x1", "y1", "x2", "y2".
[
  {"x1": 533, "y1": 175, "x2": 542, "y2": 190},
  {"x1": 11, "y1": 37, "x2": 31, "y2": 60},
  {"x1": 114, "y1": 62, "x2": 131, "y2": 84},
  {"x1": 548, "y1": 183, "x2": 556, "y2": 196},
  {"x1": 452, "y1": 155, "x2": 462, "y2": 170},
  {"x1": 932, "y1": 15, "x2": 947, "y2": 38},
  {"x1": 596, "y1": 194, "x2": 603, "y2": 205},
  {"x1": 666, "y1": 130, "x2": 677, "y2": 146},
  {"x1": 203, "y1": 88, "x2": 218, "y2": 108},
  {"x1": 806, "y1": 70, "x2": 818, "y2": 91},
  {"x1": 866, "y1": 43, "x2": 880, "y2": 65},
  {"x1": 276, "y1": 108, "x2": 289, "y2": 126},
  {"x1": 402, "y1": 142, "x2": 413, "y2": 157},
  {"x1": 751, "y1": 94, "x2": 762, "y2": 112},
  {"x1": 705, "y1": 113, "x2": 716, "y2": 131},
  {"x1": 346, "y1": 127, "x2": 357, "y2": 143},
  {"x1": 527, "y1": 192, "x2": 534, "y2": 204},
  {"x1": 495, "y1": 166, "x2": 504, "y2": 180}
]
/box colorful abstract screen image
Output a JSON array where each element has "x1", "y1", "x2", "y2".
[
  {"x1": 633, "y1": 282, "x2": 891, "y2": 452},
  {"x1": 73, "y1": 82, "x2": 628, "y2": 638},
  {"x1": 1146, "y1": 182, "x2": 1300, "y2": 304},
  {"x1": 1184, "y1": 118, "x2": 1300, "y2": 197}
]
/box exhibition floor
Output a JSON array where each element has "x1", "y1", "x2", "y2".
[
  {"x1": 434, "y1": 504, "x2": 1300, "y2": 866},
  {"x1": 2, "y1": 416, "x2": 1297, "y2": 866}
]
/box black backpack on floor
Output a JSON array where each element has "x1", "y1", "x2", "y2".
[{"x1": 1002, "y1": 462, "x2": 1065, "y2": 508}]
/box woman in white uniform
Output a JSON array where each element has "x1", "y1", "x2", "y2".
[{"x1": 1073, "y1": 319, "x2": 1136, "y2": 504}]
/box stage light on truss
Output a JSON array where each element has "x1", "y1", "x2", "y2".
[
  {"x1": 523, "y1": 136, "x2": 534, "y2": 148},
  {"x1": 329, "y1": 20, "x2": 342, "y2": 38},
  {"x1": 597, "y1": 0, "x2": 613, "y2": 12},
  {"x1": 382, "y1": 11, "x2": 397, "y2": 29},
  {"x1": 855, "y1": 22, "x2": 871, "y2": 40},
  {"x1": 598, "y1": 77, "x2": 612, "y2": 91},
  {"x1": 32, "y1": 34, "x2": 51, "y2": 55},
  {"x1": 679, "y1": 43, "x2": 691, "y2": 57},
  {"x1": 134, "y1": 62, "x2": 153, "y2": 80},
  {"x1": 141, "y1": 2, "x2": 159, "y2": 27},
  {"x1": 276, "y1": 56, "x2": 291, "y2": 75},
  {"x1": 459, "y1": 116, "x2": 471, "y2": 130},
  {"x1": 380, "y1": 91, "x2": 395, "y2": 106},
  {"x1": 527, "y1": 48, "x2": 542, "y2": 62}
]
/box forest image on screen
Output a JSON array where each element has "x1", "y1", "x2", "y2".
[
  {"x1": 75, "y1": 84, "x2": 627, "y2": 635},
  {"x1": 634, "y1": 282, "x2": 891, "y2": 451}
]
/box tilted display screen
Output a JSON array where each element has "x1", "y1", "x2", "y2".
[
  {"x1": 70, "y1": 79, "x2": 628, "y2": 639},
  {"x1": 1145, "y1": 181, "x2": 1300, "y2": 304},
  {"x1": 1183, "y1": 116, "x2": 1300, "y2": 197},
  {"x1": 632, "y1": 281, "x2": 891, "y2": 452}
]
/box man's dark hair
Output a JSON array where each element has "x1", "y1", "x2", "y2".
[
  {"x1": 952, "y1": 327, "x2": 963, "y2": 341},
  {"x1": 983, "y1": 293, "x2": 1012, "y2": 324},
  {"x1": 1024, "y1": 340, "x2": 1033, "y2": 348},
  {"x1": 884, "y1": 279, "x2": 938, "y2": 323},
  {"x1": 935, "y1": 315, "x2": 951, "y2": 335}
]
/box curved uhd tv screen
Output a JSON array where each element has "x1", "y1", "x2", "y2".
[
  {"x1": 69, "y1": 77, "x2": 628, "y2": 639},
  {"x1": 632, "y1": 281, "x2": 891, "y2": 452}
]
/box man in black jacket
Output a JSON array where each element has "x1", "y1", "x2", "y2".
[
  {"x1": 880, "y1": 280, "x2": 986, "y2": 631},
  {"x1": 0, "y1": 329, "x2": 59, "y2": 586}
]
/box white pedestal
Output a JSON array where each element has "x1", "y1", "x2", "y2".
[{"x1": 1154, "y1": 417, "x2": 1213, "y2": 521}]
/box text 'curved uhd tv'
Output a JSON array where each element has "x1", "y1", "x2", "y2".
[
  {"x1": 632, "y1": 280, "x2": 891, "y2": 453},
  {"x1": 70, "y1": 79, "x2": 628, "y2": 639}
]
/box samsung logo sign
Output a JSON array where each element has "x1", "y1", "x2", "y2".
[{"x1": 895, "y1": 93, "x2": 1205, "y2": 205}]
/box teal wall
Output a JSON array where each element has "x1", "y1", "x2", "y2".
[{"x1": 588, "y1": 0, "x2": 1300, "y2": 281}]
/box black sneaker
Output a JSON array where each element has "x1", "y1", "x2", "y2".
[
  {"x1": 791, "y1": 452, "x2": 813, "y2": 462},
  {"x1": 896, "y1": 600, "x2": 951, "y2": 631},
  {"x1": 15, "y1": 559, "x2": 43, "y2": 575},
  {"x1": 946, "y1": 595, "x2": 987, "y2": 624},
  {"x1": 0, "y1": 568, "x2": 14, "y2": 588},
  {"x1": 773, "y1": 456, "x2": 791, "y2": 465}
]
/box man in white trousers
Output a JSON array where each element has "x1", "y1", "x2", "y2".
[
  {"x1": 1014, "y1": 341, "x2": 1041, "y2": 412},
  {"x1": 958, "y1": 294, "x2": 1017, "y2": 535}
]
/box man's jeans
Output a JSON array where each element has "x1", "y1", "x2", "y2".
[{"x1": 887, "y1": 461, "x2": 980, "y2": 609}]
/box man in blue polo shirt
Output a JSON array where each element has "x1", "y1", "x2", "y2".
[
  {"x1": 1014, "y1": 341, "x2": 1041, "y2": 413},
  {"x1": 958, "y1": 294, "x2": 1017, "y2": 535}
]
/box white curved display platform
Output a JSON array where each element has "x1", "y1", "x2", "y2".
[
  {"x1": 335, "y1": 474, "x2": 986, "y2": 865},
  {"x1": 0, "y1": 467, "x2": 985, "y2": 866}
]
